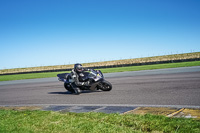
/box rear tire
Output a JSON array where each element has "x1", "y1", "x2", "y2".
[
  {"x1": 64, "y1": 82, "x2": 80, "y2": 94},
  {"x1": 99, "y1": 80, "x2": 112, "y2": 91}
]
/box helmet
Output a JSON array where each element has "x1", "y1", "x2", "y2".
[{"x1": 74, "y1": 63, "x2": 83, "y2": 73}]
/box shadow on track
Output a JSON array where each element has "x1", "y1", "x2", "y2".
[{"x1": 48, "y1": 90, "x2": 102, "y2": 95}]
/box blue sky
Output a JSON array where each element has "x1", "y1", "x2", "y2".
[{"x1": 0, "y1": 0, "x2": 200, "y2": 69}]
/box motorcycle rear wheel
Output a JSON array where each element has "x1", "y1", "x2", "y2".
[
  {"x1": 64, "y1": 82, "x2": 80, "y2": 94},
  {"x1": 99, "y1": 80, "x2": 112, "y2": 91}
]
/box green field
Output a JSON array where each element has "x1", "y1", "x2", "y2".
[
  {"x1": 0, "y1": 61, "x2": 200, "y2": 81},
  {"x1": 0, "y1": 110, "x2": 200, "y2": 133}
]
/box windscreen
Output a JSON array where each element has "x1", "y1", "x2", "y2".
[{"x1": 88, "y1": 70, "x2": 97, "y2": 78}]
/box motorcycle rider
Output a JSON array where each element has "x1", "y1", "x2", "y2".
[{"x1": 71, "y1": 63, "x2": 91, "y2": 94}]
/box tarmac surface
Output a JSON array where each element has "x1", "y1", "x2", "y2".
[{"x1": 0, "y1": 66, "x2": 200, "y2": 118}]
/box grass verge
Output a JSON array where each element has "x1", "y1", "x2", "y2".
[
  {"x1": 0, "y1": 61, "x2": 200, "y2": 81},
  {"x1": 0, "y1": 110, "x2": 200, "y2": 133}
]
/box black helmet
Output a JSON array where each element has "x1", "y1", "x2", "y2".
[{"x1": 74, "y1": 63, "x2": 83, "y2": 72}]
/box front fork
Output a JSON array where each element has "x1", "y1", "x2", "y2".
[{"x1": 96, "y1": 79, "x2": 105, "y2": 90}]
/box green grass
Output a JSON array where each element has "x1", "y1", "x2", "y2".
[
  {"x1": 100, "y1": 60, "x2": 200, "y2": 73},
  {"x1": 0, "y1": 110, "x2": 200, "y2": 133},
  {"x1": 0, "y1": 61, "x2": 200, "y2": 81},
  {"x1": 0, "y1": 71, "x2": 69, "y2": 81}
]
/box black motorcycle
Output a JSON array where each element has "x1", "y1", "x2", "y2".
[{"x1": 57, "y1": 69, "x2": 112, "y2": 94}]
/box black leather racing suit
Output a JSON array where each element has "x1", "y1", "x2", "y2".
[{"x1": 71, "y1": 68, "x2": 90, "y2": 86}]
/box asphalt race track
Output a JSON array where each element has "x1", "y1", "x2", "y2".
[{"x1": 0, "y1": 66, "x2": 200, "y2": 108}]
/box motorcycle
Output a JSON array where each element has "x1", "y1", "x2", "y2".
[{"x1": 57, "y1": 69, "x2": 112, "y2": 94}]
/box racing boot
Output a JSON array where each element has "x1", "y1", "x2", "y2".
[
  {"x1": 73, "y1": 87, "x2": 81, "y2": 95},
  {"x1": 71, "y1": 83, "x2": 81, "y2": 95}
]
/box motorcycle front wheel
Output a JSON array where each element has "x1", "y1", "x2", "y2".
[{"x1": 98, "y1": 80, "x2": 112, "y2": 91}]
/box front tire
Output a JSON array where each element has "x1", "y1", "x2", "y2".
[{"x1": 98, "y1": 80, "x2": 112, "y2": 91}]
